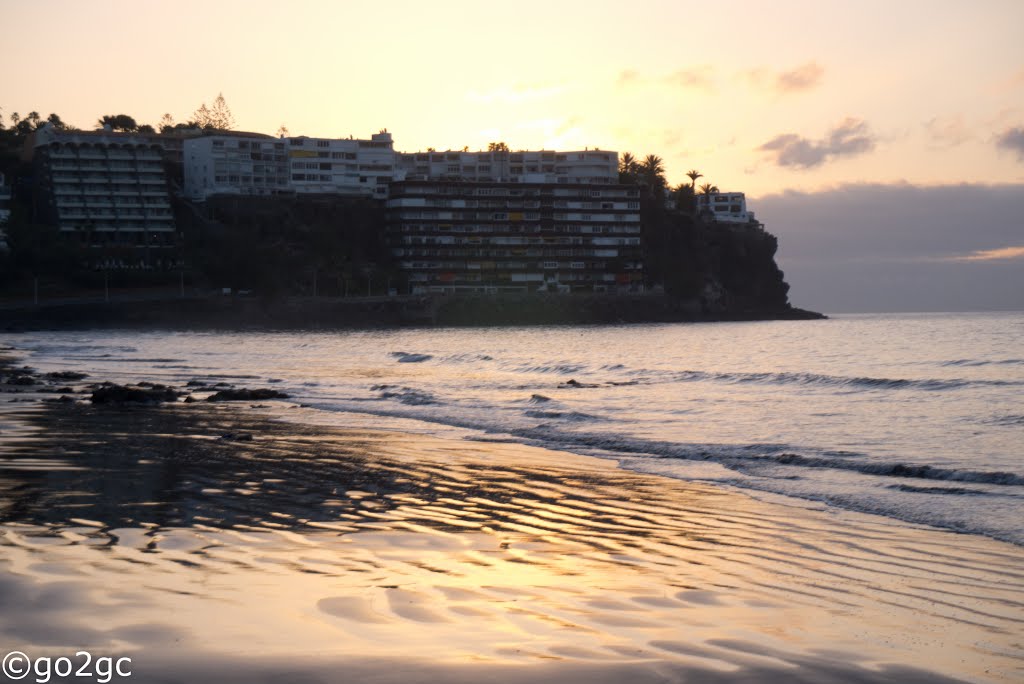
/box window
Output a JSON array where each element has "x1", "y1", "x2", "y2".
[{"x1": 316, "y1": 140, "x2": 329, "y2": 148}]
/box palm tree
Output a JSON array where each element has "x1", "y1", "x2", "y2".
[
  {"x1": 618, "y1": 152, "x2": 639, "y2": 183},
  {"x1": 619, "y1": 152, "x2": 637, "y2": 175},
  {"x1": 698, "y1": 182, "x2": 718, "y2": 195},
  {"x1": 640, "y1": 154, "x2": 666, "y2": 193},
  {"x1": 686, "y1": 169, "x2": 702, "y2": 189}
]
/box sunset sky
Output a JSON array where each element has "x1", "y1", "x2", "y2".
[{"x1": 3, "y1": 0, "x2": 1023, "y2": 310}]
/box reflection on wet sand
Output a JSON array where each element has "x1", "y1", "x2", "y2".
[{"x1": 1, "y1": 403, "x2": 1022, "y2": 683}]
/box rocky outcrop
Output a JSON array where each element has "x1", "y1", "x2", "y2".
[
  {"x1": 91, "y1": 384, "x2": 181, "y2": 404},
  {"x1": 206, "y1": 388, "x2": 290, "y2": 402},
  {"x1": 640, "y1": 197, "x2": 810, "y2": 316}
]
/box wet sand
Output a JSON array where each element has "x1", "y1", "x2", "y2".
[{"x1": 1, "y1": 376, "x2": 1023, "y2": 682}]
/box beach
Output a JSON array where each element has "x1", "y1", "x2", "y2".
[{"x1": 1, "y1": 353, "x2": 1022, "y2": 683}]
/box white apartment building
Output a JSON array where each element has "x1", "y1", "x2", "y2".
[
  {"x1": 697, "y1": 191, "x2": 753, "y2": 224},
  {"x1": 32, "y1": 125, "x2": 177, "y2": 262},
  {"x1": 184, "y1": 130, "x2": 396, "y2": 201},
  {"x1": 183, "y1": 132, "x2": 289, "y2": 199},
  {"x1": 394, "y1": 148, "x2": 618, "y2": 185},
  {"x1": 184, "y1": 129, "x2": 617, "y2": 200},
  {"x1": 287, "y1": 131, "x2": 395, "y2": 198}
]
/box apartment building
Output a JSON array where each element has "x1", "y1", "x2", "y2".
[
  {"x1": 287, "y1": 131, "x2": 396, "y2": 198},
  {"x1": 184, "y1": 130, "x2": 396, "y2": 200},
  {"x1": 387, "y1": 180, "x2": 642, "y2": 294},
  {"x1": 31, "y1": 125, "x2": 177, "y2": 264},
  {"x1": 696, "y1": 191, "x2": 753, "y2": 224},
  {"x1": 394, "y1": 148, "x2": 617, "y2": 185},
  {"x1": 183, "y1": 132, "x2": 289, "y2": 199}
]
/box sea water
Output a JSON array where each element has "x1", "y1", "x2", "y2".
[{"x1": 7, "y1": 311, "x2": 1023, "y2": 545}]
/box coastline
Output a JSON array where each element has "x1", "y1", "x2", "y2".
[
  {"x1": 1, "y1": 352, "x2": 1021, "y2": 683},
  {"x1": 0, "y1": 293, "x2": 825, "y2": 331}
]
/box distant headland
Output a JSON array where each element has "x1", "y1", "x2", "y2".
[{"x1": 0, "y1": 100, "x2": 823, "y2": 327}]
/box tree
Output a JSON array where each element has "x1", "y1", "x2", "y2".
[
  {"x1": 137, "y1": 124, "x2": 155, "y2": 134},
  {"x1": 686, "y1": 169, "x2": 702, "y2": 189},
  {"x1": 487, "y1": 141, "x2": 509, "y2": 152},
  {"x1": 619, "y1": 152, "x2": 639, "y2": 181},
  {"x1": 96, "y1": 114, "x2": 139, "y2": 132},
  {"x1": 159, "y1": 113, "x2": 175, "y2": 134},
  {"x1": 209, "y1": 93, "x2": 234, "y2": 130},
  {"x1": 671, "y1": 182, "x2": 696, "y2": 213},
  {"x1": 698, "y1": 182, "x2": 719, "y2": 195},
  {"x1": 276, "y1": 125, "x2": 289, "y2": 138},
  {"x1": 639, "y1": 154, "x2": 666, "y2": 194},
  {"x1": 192, "y1": 93, "x2": 235, "y2": 130},
  {"x1": 46, "y1": 113, "x2": 70, "y2": 131}
]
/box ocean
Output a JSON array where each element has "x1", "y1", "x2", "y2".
[{"x1": 6, "y1": 311, "x2": 1023, "y2": 546}]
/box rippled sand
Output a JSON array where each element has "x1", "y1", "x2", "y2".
[{"x1": 1, "y1": 401, "x2": 1022, "y2": 682}]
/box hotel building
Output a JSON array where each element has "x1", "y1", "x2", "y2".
[
  {"x1": 184, "y1": 130, "x2": 396, "y2": 200},
  {"x1": 696, "y1": 191, "x2": 754, "y2": 224},
  {"x1": 387, "y1": 179, "x2": 642, "y2": 294},
  {"x1": 183, "y1": 132, "x2": 289, "y2": 199},
  {"x1": 31, "y1": 125, "x2": 177, "y2": 264},
  {"x1": 394, "y1": 148, "x2": 617, "y2": 184}
]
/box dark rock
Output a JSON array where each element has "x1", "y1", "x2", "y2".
[
  {"x1": 186, "y1": 380, "x2": 208, "y2": 387},
  {"x1": 7, "y1": 375, "x2": 38, "y2": 386},
  {"x1": 183, "y1": 395, "x2": 197, "y2": 403},
  {"x1": 219, "y1": 432, "x2": 254, "y2": 442},
  {"x1": 45, "y1": 371, "x2": 89, "y2": 381},
  {"x1": 91, "y1": 384, "x2": 181, "y2": 404},
  {"x1": 206, "y1": 388, "x2": 289, "y2": 402},
  {"x1": 559, "y1": 379, "x2": 597, "y2": 389}
]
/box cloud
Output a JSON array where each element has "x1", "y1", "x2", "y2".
[
  {"x1": 745, "y1": 62, "x2": 824, "y2": 93},
  {"x1": 948, "y1": 245, "x2": 1024, "y2": 262},
  {"x1": 751, "y1": 183, "x2": 1024, "y2": 312},
  {"x1": 665, "y1": 68, "x2": 714, "y2": 91},
  {"x1": 925, "y1": 115, "x2": 972, "y2": 147},
  {"x1": 995, "y1": 126, "x2": 1024, "y2": 160},
  {"x1": 775, "y1": 62, "x2": 824, "y2": 92},
  {"x1": 758, "y1": 118, "x2": 875, "y2": 169}
]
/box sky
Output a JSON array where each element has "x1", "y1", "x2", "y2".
[{"x1": 2, "y1": 0, "x2": 1023, "y2": 312}]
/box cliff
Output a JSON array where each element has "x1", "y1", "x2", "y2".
[
  {"x1": 1, "y1": 193, "x2": 822, "y2": 328},
  {"x1": 640, "y1": 196, "x2": 800, "y2": 316}
]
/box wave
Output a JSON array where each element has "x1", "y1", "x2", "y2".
[
  {"x1": 886, "y1": 484, "x2": 989, "y2": 496},
  {"x1": 663, "y1": 369, "x2": 1018, "y2": 391},
  {"x1": 768, "y1": 452, "x2": 1024, "y2": 486},
  {"x1": 942, "y1": 358, "x2": 1024, "y2": 367},
  {"x1": 372, "y1": 384, "x2": 438, "y2": 406},
  {"x1": 986, "y1": 414, "x2": 1024, "y2": 427},
  {"x1": 488, "y1": 426, "x2": 1024, "y2": 488},
  {"x1": 524, "y1": 409, "x2": 602, "y2": 422}
]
